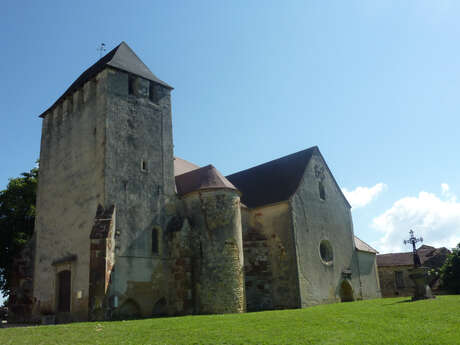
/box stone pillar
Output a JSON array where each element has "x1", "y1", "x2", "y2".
[{"x1": 408, "y1": 267, "x2": 434, "y2": 301}]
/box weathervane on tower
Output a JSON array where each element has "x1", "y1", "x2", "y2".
[
  {"x1": 404, "y1": 229, "x2": 423, "y2": 267},
  {"x1": 97, "y1": 43, "x2": 106, "y2": 57}
]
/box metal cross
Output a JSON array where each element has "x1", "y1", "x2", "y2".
[
  {"x1": 97, "y1": 43, "x2": 106, "y2": 57},
  {"x1": 403, "y1": 229, "x2": 423, "y2": 267}
]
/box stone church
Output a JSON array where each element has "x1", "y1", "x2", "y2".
[{"x1": 27, "y1": 42, "x2": 380, "y2": 322}]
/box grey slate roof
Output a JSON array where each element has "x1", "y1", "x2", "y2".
[
  {"x1": 226, "y1": 147, "x2": 317, "y2": 208},
  {"x1": 226, "y1": 146, "x2": 350, "y2": 209},
  {"x1": 175, "y1": 165, "x2": 237, "y2": 196},
  {"x1": 39, "y1": 41, "x2": 172, "y2": 118},
  {"x1": 354, "y1": 236, "x2": 378, "y2": 254}
]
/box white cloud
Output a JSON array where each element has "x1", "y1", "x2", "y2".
[
  {"x1": 342, "y1": 183, "x2": 387, "y2": 209},
  {"x1": 440, "y1": 182, "x2": 456, "y2": 201},
  {"x1": 372, "y1": 184, "x2": 460, "y2": 253},
  {"x1": 441, "y1": 183, "x2": 449, "y2": 195}
]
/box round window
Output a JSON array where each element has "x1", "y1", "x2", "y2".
[{"x1": 319, "y1": 240, "x2": 333, "y2": 264}]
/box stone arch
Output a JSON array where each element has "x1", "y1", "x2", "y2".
[
  {"x1": 119, "y1": 299, "x2": 141, "y2": 319},
  {"x1": 339, "y1": 280, "x2": 354, "y2": 302}
]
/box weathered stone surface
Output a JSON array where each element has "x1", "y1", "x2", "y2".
[
  {"x1": 33, "y1": 70, "x2": 108, "y2": 322},
  {"x1": 27, "y1": 43, "x2": 380, "y2": 323},
  {"x1": 89, "y1": 205, "x2": 116, "y2": 320},
  {"x1": 243, "y1": 202, "x2": 299, "y2": 311},
  {"x1": 183, "y1": 190, "x2": 245, "y2": 314},
  {"x1": 291, "y1": 153, "x2": 381, "y2": 306}
]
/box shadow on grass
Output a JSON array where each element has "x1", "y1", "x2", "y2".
[{"x1": 381, "y1": 299, "x2": 412, "y2": 306}]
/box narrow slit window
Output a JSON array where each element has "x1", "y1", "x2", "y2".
[
  {"x1": 319, "y1": 181, "x2": 326, "y2": 200},
  {"x1": 152, "y1": 228, "x2": 159, "y2": 254},
  {"x1": 141, "y1": 160, "x2": 147, "y2": 172}
]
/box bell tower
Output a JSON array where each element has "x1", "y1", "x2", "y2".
[{"x1": 33, "y1": 42, "x2": 175, "y2": 321}]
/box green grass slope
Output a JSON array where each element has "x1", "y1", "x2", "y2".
[{"x1": 1, "y1": 296, "x2": 459, "y2": 345}]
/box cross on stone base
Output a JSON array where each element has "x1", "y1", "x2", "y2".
[{"x1": 403, "y1": 230, "x2": 435, "y2": 301}]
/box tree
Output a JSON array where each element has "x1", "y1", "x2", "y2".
[
  {"x1": 0, "y1": 167, "x2": 37, "y2": 299},
  {"x1": 440, "y1": 243, "x2": 460, "y2": 293}
]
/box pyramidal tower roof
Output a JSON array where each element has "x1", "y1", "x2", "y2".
[{"x1": 39, "y1": 41, "x2": 172, "y2": 117}]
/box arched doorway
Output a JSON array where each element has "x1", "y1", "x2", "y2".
[
  {"x1": 339, "y1": 280, "x2": 354, "y2": 302},
  {"x1": 57, "y1": 270, "x2": 71, "y2": 312},
  {"x1": 119, "y1": 299, "x2": 141, "y2": 319}
]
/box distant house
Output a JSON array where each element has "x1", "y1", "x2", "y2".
[{"x1": 377, "y1": 245, "x2": 450, "y2": 297}]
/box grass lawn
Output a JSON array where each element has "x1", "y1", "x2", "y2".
[{"x1": 1, "y1": 296, "x2": 459, "y2": 345}]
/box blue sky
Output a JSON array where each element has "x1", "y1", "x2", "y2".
[{"x1": 2, "y1": 0, "x2": 460, "y2": 265}]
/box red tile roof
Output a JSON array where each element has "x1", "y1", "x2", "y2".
[
  {"x1": 175, "y1": 165, "x2": 237, "y2": 196},
  {"x1": 377, "y1": 245, "x2": 450, "y2": 267}
]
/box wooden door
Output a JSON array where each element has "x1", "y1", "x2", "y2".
[{"x1": 57, "y1": 270, "x2": 71, "y2": 312}]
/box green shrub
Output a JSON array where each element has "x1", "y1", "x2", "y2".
[{"x1": 440, "y1": 243, "x2": 460, "y2": 293}]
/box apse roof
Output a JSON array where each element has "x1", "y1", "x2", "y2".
[
  {"x1": 39, "y1": 41, "x2": 172, "y2": 118},
  {"x1": 175, "y1": 165, "x2": 237, "y2": 196}
]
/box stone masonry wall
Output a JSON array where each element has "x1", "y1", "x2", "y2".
[
  {"x1": 378, "y1": 265, "x2": 414, "y2": 297},
  {"x1": 291, "y1": 153, "x2": 362, "y2": 306},
  {"x1": 183, "y1": 189, "x2": 245, "y2": 314},
  {"x1": 33, "y1": 71, "x2": 108, "y2": 321},
  {"x1": 88, "y1": 205, "x2": 116, "y2": 320},
  {"x1": 102, "y1": 68, "x2": 176, "y2": 318},
  {"x1": 243, "y1": 202, "x2": 300, "y2": 311}
]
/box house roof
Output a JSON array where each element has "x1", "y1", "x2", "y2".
[
  {"x1": 354, "y1": 236, "x2": 378, "y2": 254},
  {"x1": 39, "y1": 41, "x2": 172, "y2": 118},
  {"x1": 175, "y1": 165, "x2": 237, "y2": 196},
  {"x1": 377, "y1": 245, "x2": 450, "y2": 267},
  {"x1": 377, "y1": 252, "x2": 420, "y2": 267},
  {"x1": 174, "y1": 157, "x2": 200, "y2": 176},
  {"x1": 226, "y1": 146, "x2": 350, "y2": 209}
]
